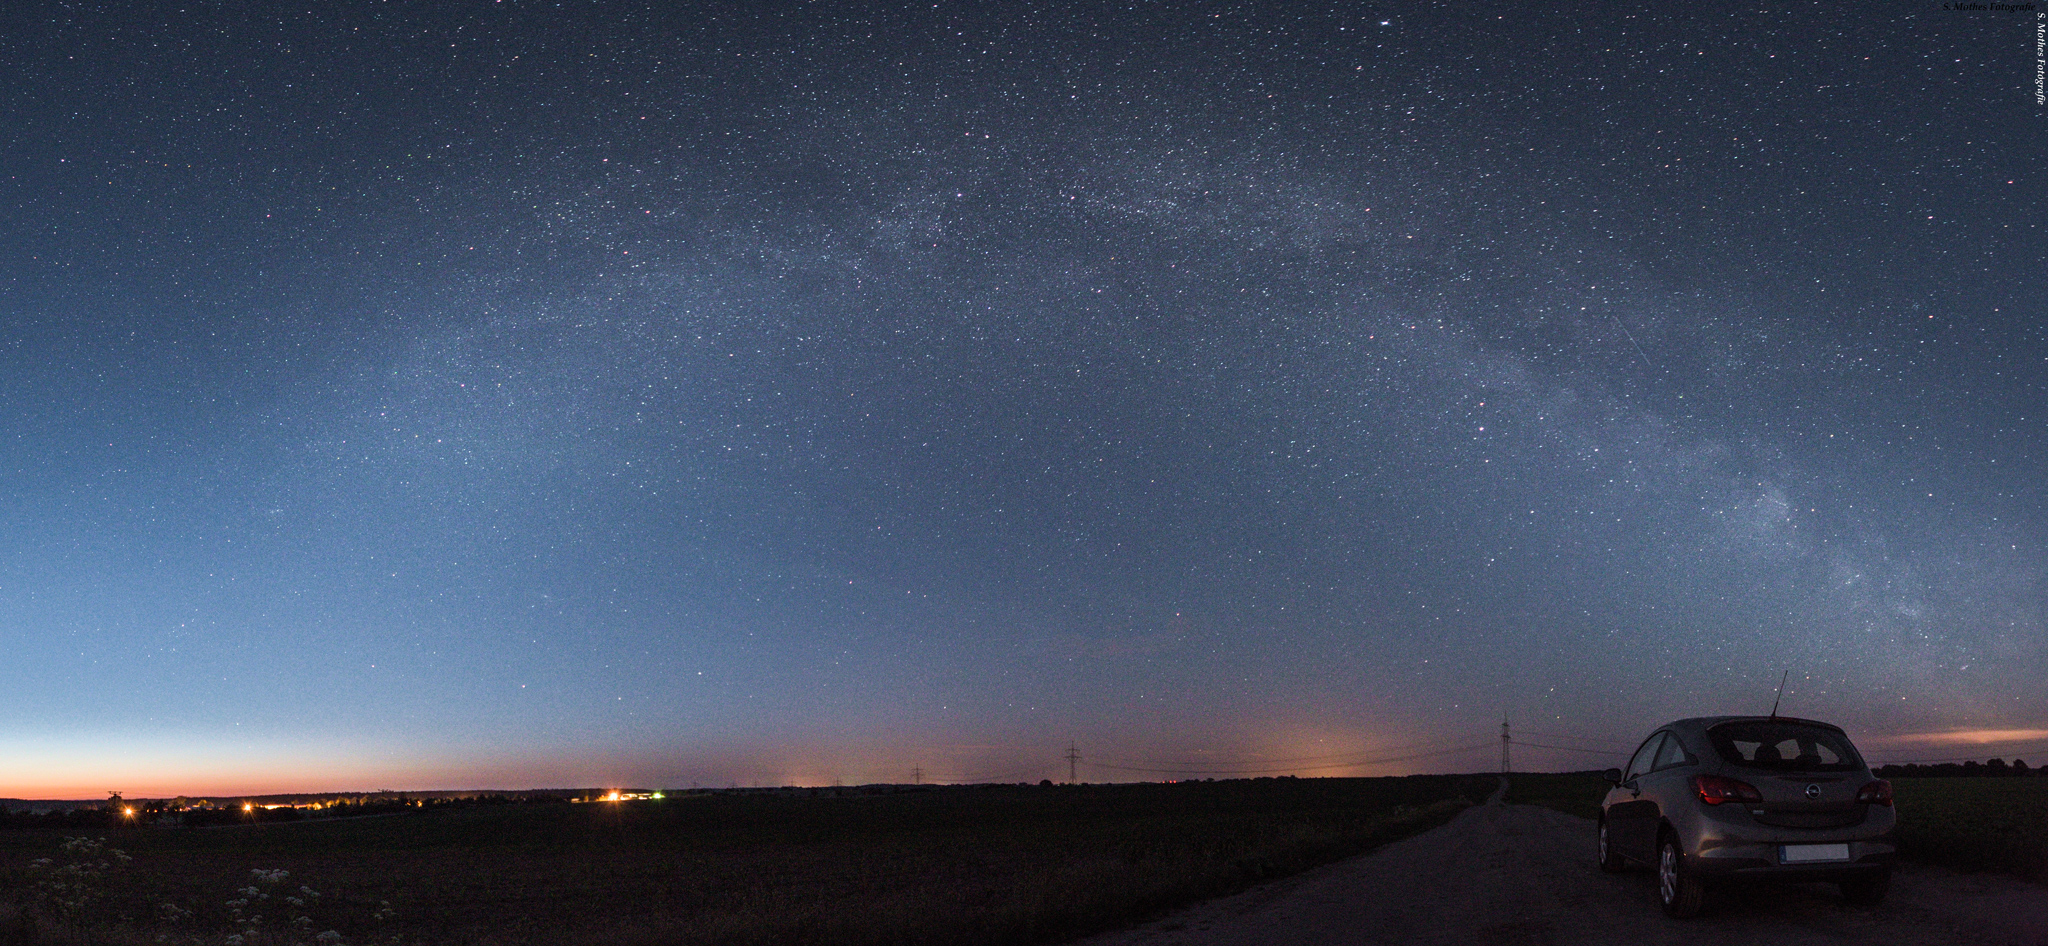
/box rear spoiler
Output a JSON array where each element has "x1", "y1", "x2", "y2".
[{"x1": 1709, "y1": 716, "x2": 1845, "y2": 733}]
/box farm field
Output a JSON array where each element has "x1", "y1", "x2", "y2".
[
  {"x1": 1890, "y1": 777, "x2": 2048, "y2": 880},
  {"x1": 1504, "y1": 771, "x2": 2048, "y2": 883},
  {"x1": 0, "y1": 775, "x2": 1496, "y2": 946}
]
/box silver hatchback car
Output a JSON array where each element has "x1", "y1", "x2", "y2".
[{"x1": 1598, "y1": 716, "x2": 1897, "y2": 917}]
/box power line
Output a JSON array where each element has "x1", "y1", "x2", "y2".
[
  {"x1": 1088, "y1": 742, "x2": 1497, "y2": 776},
  {"x1": 942, "y1": 724, "x2": 1662, "y2": 783},
  {"x1": 1513, "y1": 741, "x2": 1631, "y2": 758},
  {"x1": 1513, "y1": 729, "x2": 1629, "y2": 745},
  {"x1": 1105, "y1": 735, "x2": 1487, "y2": 769},
  {"x1": 907, "y1": 727, "x2": 2048, "y2": 784},
  {"x1": 943, "y1": 765, "x2": 1053, "y2": 785}
]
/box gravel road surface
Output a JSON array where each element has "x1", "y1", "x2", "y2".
[{"x1": 1073, "y1": 781, "x2": 2048, "y2": 946}]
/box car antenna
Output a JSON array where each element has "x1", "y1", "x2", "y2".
[{"x1": 1768, "y1": 670, "x2": 1789, "y2": 719}]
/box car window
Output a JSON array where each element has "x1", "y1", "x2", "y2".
[
  {"x1": 1625, "y1": 732, "x2": 1666, "y2": 782},
  {"x1": 1707, "y1": 721, "x2": 1863, "y2": 772},
  {"x1": 1652, "y1": 732, "x2": 1691, "y2": 770}
]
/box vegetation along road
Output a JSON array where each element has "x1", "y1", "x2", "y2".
[{"x1": 1074, "y1": 780, "x2": 2048, "y2": 946}]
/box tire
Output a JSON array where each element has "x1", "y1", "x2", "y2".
[
  {"x1": 1840, "y1": 870, "x2": 1891, "y2": 906},
  {"x1": 1597, "y1": 817, "x2": 1627, "y2": 873},
  {"x1": 1657, "y1": 833, "x2": 1707, "y2": 918}
]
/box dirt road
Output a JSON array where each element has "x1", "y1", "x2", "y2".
[{"x1": 1074, "y1": 781, "x2": 2048, "y2": 946}]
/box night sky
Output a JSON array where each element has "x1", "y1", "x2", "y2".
[{"x1": 4, "y1": 3, "x2": 2045, "y2": 797}]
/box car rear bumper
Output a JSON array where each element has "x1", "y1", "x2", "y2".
[{"x1": 1689, "y1": 837, "x2": 1897, "y2": 881}]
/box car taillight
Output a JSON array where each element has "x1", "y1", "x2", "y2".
[
  {"x1": 1856, "y1": 779, "x2": 1893, "y2": 807},
  {"x1": 1693, "y1": 774, "x2": 1764, "y2": 805}
]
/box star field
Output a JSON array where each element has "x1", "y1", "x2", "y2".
[{"x1": 1, "y1": 3, "x2": 2043, "y2": 794}]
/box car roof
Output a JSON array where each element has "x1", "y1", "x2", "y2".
[{"x1": 1657, "y1": 716, "x2": 1848, "y2": 735}]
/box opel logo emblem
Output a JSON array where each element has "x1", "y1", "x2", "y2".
[{"x1": 1805, "y1": 783, "x2": 1821, "y2": 800}]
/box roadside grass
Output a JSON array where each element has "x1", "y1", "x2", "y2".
[
  {"x1": 1501, "y1": 773, "x2": 2048, "y2": 885},
  {"x1": 1501, "y1": 772, "x2": 1606, "y2": 820},
  {"x1": 0, "y1": 775, "x2": 1496, "y2": 946}
]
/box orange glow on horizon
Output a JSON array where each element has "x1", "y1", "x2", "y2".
[
  {"x1": 0, "y1": 731, "x2": 674, "y2": 798},
  {"x1": 1867, "y1": 728, "x2": 2048, "y2": 746},
  {"x1": 0, "y1": 722, "x2": 1480, "y2": 797}
]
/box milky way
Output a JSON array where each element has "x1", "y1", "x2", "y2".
[{"x1": 2, "y1": 4, "x2": 2042, "y2": 794}]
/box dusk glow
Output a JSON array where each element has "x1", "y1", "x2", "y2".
[{"x1": 3, "y1": 5, "x2": 2043, "y2": 799}]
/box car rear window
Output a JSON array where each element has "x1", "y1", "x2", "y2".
[{"x1": 1707, "y1": 721, "x2": 1864, "y2": 772}]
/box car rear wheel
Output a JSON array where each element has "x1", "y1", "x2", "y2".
[
  {"x1": 1840, "y1": 870, "x2": 1891, "y2": 906},
  {"x1": 1657, "y1": 833, "x2": 1706, "y2": 918},
  {"x1": 1597, "y1": 817, "x2": 1626, "y2": 873}
]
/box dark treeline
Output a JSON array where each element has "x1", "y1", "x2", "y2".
[
  {"x1": 0, "y1": 792, "x2": 572, "y2": 830},
  {"x1": 1876, "y1": 758, "x2": 2039, "y2": 779}
]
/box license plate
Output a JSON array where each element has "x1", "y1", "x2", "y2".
[{"x1": 1780, "y1": 843, "x2": 1850, "y2": 864}]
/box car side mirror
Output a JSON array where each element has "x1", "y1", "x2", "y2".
[{"x1": 1601, "y1": 768, "x2": 1624, "y2": 785}]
